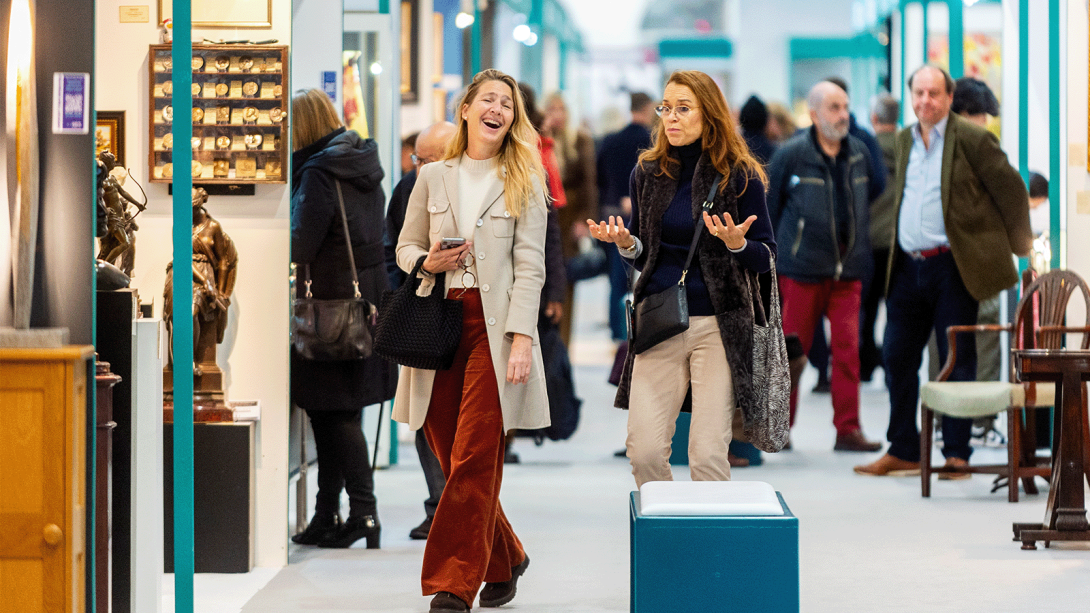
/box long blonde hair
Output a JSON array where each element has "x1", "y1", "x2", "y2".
[
  {"x1": 291, "y1": 88, "x2": 343, "y2": 151},
  {"x1": 638, "y1": 70, "x2": 767, "y2": 195},
  {"x1": 444, "y1": 69, "x2": 545, "y2": 219}
]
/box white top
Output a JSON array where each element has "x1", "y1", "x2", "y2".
[
  {"x1": 454, "y1": 153, "x2": 501, "y2": 288},
  {"x1": 1029, "y1": 201, "x2": 1049, "y2": 237},
  {"x1": 639, "y1": 481, "x2": 784, "y2": 516}
]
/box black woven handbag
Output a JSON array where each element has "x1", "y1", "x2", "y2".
[
  {"x1": 291, "y1": 181, "x2": 376, "y2": 362},
  {"x1": 373, "y1": 256, "x2": 463, "y2": 370}
]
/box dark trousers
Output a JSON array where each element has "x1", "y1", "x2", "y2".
[
  {"x1": 883, "y1": 250, "x2": 977, "y2": 462},
  {"x1": 606, "y1": 245, "x2": 629, "y2": 341},
  {"x1": 421, "y1": 289, "x2": 524, "y2": 605},
  {"x1": 306, "y1": 408, "x2": 375, "y2": 520},
  {"x1": 860, "y1": 248, "x2": 890, "y2": 373},
  {"x1": 415, "y1": 428, "x2": 445, "y2": 519}
]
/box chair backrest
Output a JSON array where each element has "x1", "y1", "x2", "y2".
[{"x1": 1012, "y1": 269, "x2": 1090, "y2": 354}]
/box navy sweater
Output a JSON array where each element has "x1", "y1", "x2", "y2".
[{"x1": 630, "y1": 141, "x2": 775, "y2": 316}]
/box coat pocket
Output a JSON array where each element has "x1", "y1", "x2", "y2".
[
  {"x1": 427, "y1": 198, "x2": 451, "y2": 239},
  {"x1": 491, "y1": 207, "x2": 515, "y2": 237}
]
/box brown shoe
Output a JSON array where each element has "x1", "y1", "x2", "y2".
[
  {"x1": 728, "y1": 453, "x2": 750, "y2": 468},
  {"x1": 937, "y1": 457, "x2": 971, "y2": 481},
  {"x1": 853, "y1": 453, "x2": 920, "y2": 476},
  {"x1": 430, "y1": 591, "x2": 470, "y2": 612},
  {"x1": 834, "y1": 429, "x2": 883, "y2": 452}
]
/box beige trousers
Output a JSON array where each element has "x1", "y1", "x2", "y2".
[{"x1": 626, "y1": 315, "x2": 736, "y2": 488}]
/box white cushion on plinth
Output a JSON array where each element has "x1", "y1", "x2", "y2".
[{"x1": 639, "y1": 481, "x2": 783, "y2": 516}]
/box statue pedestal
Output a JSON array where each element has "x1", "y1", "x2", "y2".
[{"x1": 163, "y1": 363, "x2": 234, "y2": 423}]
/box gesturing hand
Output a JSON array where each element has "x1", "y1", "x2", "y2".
[
  {"x1": 586, "y1": 216, "x2": 635, "y2": 249},
  {"x1": 703, "y1": 211, "x2": 756, "y2": 251},
  {"x1": 422, "y1": 239, "x2": 473, "y2": 274}
]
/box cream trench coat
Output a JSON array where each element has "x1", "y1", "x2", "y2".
[{"x1": 393, "y1": 156, "x2": 550, "y2": 433}]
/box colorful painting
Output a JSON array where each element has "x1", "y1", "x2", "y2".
[
  {"x1": 928, "y1": 31, "x2": 1003, "y2": 137},
  {"x1": 95, "y1": 111, "x2": 125, "y2": 168}
]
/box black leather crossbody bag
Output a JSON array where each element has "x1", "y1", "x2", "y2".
[{"x1": 628, "y1": 173, "x2": 722, "y2": 354}]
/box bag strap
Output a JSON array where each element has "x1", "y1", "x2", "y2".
[
  {"x1": 679, "y1": 172, "x2": 723, "y2": 285},
  {"x1": 751, "y1": 243, "x2": 779, "y2": 327},
  {"x1": 304, "y1": 179, "x2": 361, "y2": 299}
]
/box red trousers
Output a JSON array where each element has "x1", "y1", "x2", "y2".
[
  {"x1": 421, "y1": 289, "x2": 525, "y2": 605},
  {"x1": 778, "y1": 277, "x2": 862, "y2": 435}
]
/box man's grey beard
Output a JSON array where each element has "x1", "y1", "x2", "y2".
[{"x1": 818, "y1": 121, "x2": 849, "y2": 142}]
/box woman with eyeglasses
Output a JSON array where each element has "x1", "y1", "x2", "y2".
[
  {"x1": 588, "y1": 70, "x2": 777, "y2": 487},
  {"x1": 394, "y1": 69, "x2": 548, "y2": 613}
]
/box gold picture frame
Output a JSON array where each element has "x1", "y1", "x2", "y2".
[
  {"x1": 159, "y1": 0, "x2": 272, "y2": 28},
  {"x1": 96, "y1": 111, "x2": 126, "y2": 168}
]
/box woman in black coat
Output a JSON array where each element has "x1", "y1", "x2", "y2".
[{"x1": 289, "y1": 89, "x2": 397, "y2": 548}]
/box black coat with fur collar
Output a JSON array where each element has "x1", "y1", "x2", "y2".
[{"x1": 615, "y1": 154, "x2": 770, "y2": 422}]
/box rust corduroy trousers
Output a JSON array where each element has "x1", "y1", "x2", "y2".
[{"x1": 421, "y1": 289, "x2": 525, "y2": 605}]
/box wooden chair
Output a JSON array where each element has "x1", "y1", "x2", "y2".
[{"x1": 919, "y1": 269, "x2": 1090, "y2": 501}]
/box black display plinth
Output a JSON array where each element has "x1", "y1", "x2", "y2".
[
  {"x1": 164, "y1": 422, "x2": 255, "y2": 573},
  {"x1": 95, "y1": 288, "x2": 137, "y2": 613}
]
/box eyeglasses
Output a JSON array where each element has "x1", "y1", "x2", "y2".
[
  {"x1": 411, "y1": 154, "x2": 435, "y2": 167},
  {"x1": 655, "y1": 105, "x2": 697, "y2": 118},
  {"x1": 453, "y1": 251, "x2": 476, "y2": 297}
]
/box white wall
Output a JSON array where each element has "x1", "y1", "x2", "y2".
[
  {"x1": 399, "y1": 0, "x2": 438, "y2": 136},
  {"x1": 1066, "y1": 0, "x2": 1088, "y2": 320},
  {"x1": 95, "y1": 0, "x2": 292, "y2": 568},
  {"x1": 293, "y1": 0, "x2": 344, "y2": 109}
]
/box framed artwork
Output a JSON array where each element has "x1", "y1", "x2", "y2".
[
  {"x1": 159, "y1": 0, "x2": 272, "y2": 28},
  {"x1": 401, "y1": 0, "x2": 419, "y2": 103},
  {"x1": 95, "y1": 111, "x2": 125, "y2": 168}
]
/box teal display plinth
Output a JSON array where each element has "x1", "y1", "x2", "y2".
[{"x1": 629, "y1": 491, "x2": 800, "y2": 613}]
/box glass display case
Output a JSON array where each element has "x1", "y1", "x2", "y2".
[{"x1": 149, "y1": 44, "x2": 289, "y2": 185}]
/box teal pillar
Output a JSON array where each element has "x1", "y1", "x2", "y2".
[
  {"x1": 1019, "y1": 0, "x2": 1029, "y2": 183},
  {"x1": 379, "y1": 0, "x2": 389, "y2": 13},
  {"x1": 947, "y1": 0, "x2": 964, "y2": 78},
  {"x1": 558, "y1": 40, "x2": 568, "y2": 91},
  {"x1": 900, "y1": 4, "x2": 907, "y2": 122},
  {"x1": 521, "y1": 0, "x2": 544, "y2": 95},
  {"x1": 170, "y1": 1, "x2": 195, "y2": 612},
  {"x1": 471, "y1": 2, "x2": 482, "y2": 75},
  {"x1": 921, "y1": 1, "x2": 928, "y2": 66},
  {"x1": 1049, "y1": 0, "x2": 1061, "y2": 269}
]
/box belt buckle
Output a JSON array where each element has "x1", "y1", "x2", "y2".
[{"x1": 907, "y1": 249, "x2": 926, "y2": 261}]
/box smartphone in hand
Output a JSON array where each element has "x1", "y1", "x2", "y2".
[{"x1": 440, "y1": 237, "x2": 466, "y2": 250}]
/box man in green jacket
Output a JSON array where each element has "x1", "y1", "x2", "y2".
[{"x1": 855, "y1": 65, "x2": 1032, "y2": 478}]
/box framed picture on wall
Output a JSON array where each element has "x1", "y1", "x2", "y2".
[
  {"x1": 159, "y1": 0, "x2": 272, "y2": 28},
  {"x1": 96, "y1": 111, "x2": 125, "y2": 167},
  {"x1": 401, "y1": 0, "x2": 419, "y2": 103}
]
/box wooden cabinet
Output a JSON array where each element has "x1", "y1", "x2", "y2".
[
  {"x1": 148, "y1": 44, "x2": 289, "y2": 185},
  {"x1": 0, "y1": 346, "x2": 94, "y2": 613}
]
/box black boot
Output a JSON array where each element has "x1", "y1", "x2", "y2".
[
  {"x1": 290, "y1": 513, "x2": 341, "y2": 546},
  {"x1": 479, "y1": 555, "x2": 529, "y2": 607},
  {"x1": 409, "y1": 516, "x2": 433, "y2": 540},
  {"x1": 318, "y1": 514, "x2": 381, "y2": 549},
  {"x1": 430, "y1": 592, "x2": 469, "y2": 612}
]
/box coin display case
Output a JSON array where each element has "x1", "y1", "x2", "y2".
[{"x1": 149, "y1": 44, "x2": 288, "y2": 185}]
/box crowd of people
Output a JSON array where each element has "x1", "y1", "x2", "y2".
[{"x1": 288, "y1": 63, "x2": 1033, "y2": 613}]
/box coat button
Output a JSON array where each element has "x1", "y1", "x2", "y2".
[
  {"x1": 482, "y1": 284, "x2": 490, "y2": 292},
  {"x1": 488, "y1": 317, "x2": 496, "y2": 325},
  {"x1": 476, "y1": 219, "x2": 484, "y2": 227},
  {"x1": 430, "y1": 206, "x2": 437, "y2": 212},
  {"x1": 503, "y1": 211, "x2": 510, "y2": 218},
  {"x1": 477, "y1": 252, "x2": 485, "y2": 260}
]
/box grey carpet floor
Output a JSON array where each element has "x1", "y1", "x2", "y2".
[{"x1": 225, "y1": 277, "x2": 1090, "y2": 613}]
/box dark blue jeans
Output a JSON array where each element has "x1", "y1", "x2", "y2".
[{"x1": 883, "y1": 250, "x2": 978, "y2": 462}]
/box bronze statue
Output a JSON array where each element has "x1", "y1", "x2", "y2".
[
  {"x1": 96, "y1": 151, "x2": 147, "y2": 276},
  {"x1": 163, "y1": 187, "x2": 239, "y2": 422}
]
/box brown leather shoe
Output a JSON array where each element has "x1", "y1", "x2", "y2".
[
  {"x1": 728, "y1": 453, "x2": 750, "y2": 468},
  {"x1": 834, "y1": 429, "x2": 883, "y2": 452},
  {"x1": 853, "y1": 453, "x2": 920, "y2": 476},
  {"x1": 430, "y1": 591, "x2": 470, "y2": 612},
  {"x1": 937, "y1": 457, "x2": 971, "y2": 481}
]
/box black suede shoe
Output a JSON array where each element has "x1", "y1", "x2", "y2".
[
  {"x1": 409, "y1": 516, "x2": 433, "y2": 540},
  {"x1": 290, "y1": 513, "x2": 340, "y2": 546},
  {"x1": 479, "y1": 555, "x2": 529, "y2": 607},
  {"x1": 317, "y1": 515, "x2": 381, "y2": 549},
  {"x1": 430, "y1": 591, "x2": 470, "y2": 612}
]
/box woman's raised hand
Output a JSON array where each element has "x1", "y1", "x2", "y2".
[
  {"x1": 703, "y1": 211, "x2": 756, "y2": 251},
  {"x1": 422, "y1": 239, "x2": 473, "y2": 274},
  {"x1": 586, "y1": 216, "x2": 635, "y2": 250}
]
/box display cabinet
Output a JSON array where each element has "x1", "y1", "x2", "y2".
[{"x1": 149, "y1": 44, "x2": 288, "y2": 185}]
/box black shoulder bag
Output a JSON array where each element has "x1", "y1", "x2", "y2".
[
  {"x1": 628, "y1": 173, "x2": 722, "y2": 355},
  {"x1": 291, "y1": 180, "x2": 377, "y2": 361},
  {"x1": 373, "y1": 256, "x2": 463, "y2": 370}
]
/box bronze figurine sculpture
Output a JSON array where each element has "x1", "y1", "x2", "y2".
[
  {"x1": 96, "y1": 151, "x2": 147, "y2": 276},
  {"x1": 163, "y1": 187, "x2": 239, "y2": 422}
]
